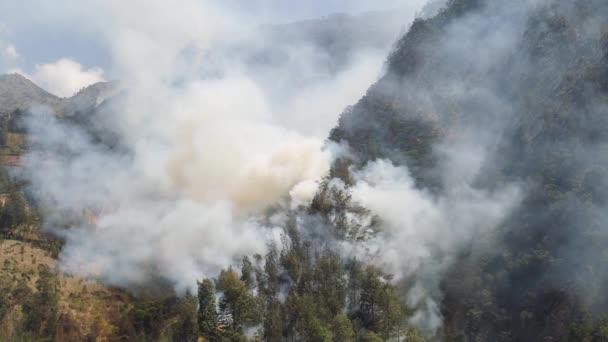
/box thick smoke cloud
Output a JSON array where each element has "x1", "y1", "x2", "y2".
[
  {"x1": 21, "y1": 0, "x2": 576, "y2": 336},
  {"x1": 20, "y1": 0, "x2": 427, "y2": 292},
  {"x1": 15, "y1": 1, "x2": 535, "y2": 335},
  {"x1": 347, "y1": 155, "x2": 521, "y2": 333}
]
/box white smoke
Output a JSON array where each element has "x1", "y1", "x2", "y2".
[
  {"x1": 333, "y1": 137, "x2": 522, "y2": 333},
  {"x1": 20, "y1": 0, "x2": 426, "y2": 292}
]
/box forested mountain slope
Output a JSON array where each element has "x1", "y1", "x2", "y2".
[
  {"x1": 329, "y1": 0, "x2": 608, "y2": 340},
  {"x1": 1, "y1": 0, "x2": 608, "y2": 340}
]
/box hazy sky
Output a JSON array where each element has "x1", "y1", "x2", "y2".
[
  {"x1": 0, "y1": 0, "x2": 417, "y2": 69},
  {"x1": 0, "y1": 0, "x2": 427, "y2": 96},
  {"x1": 222, "y1": 0, "x2": 414, "y2": 22}
]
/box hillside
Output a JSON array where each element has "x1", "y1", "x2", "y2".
[
  {"x1": 0, "y1": 76, "x2": 200, "y2": 340},
  {"x1": 0, "y1": 74, "x2": 60, "y2": 115},
  {"x1": 0, "y1": 73, "x2": 121, "y2": 164},
  {"x1": 330, "y1": 0, "x2": 608, "y2": 340}
]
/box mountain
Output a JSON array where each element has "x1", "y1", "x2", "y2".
[
  {"x1": 0, "y1": 74, "x2": 120, "y2": 169},
  {"x1": 0, "y1": 72, "x2": 118, "y2": 116},
  {"x1": 0, "y1": 74, "x2": 60, "y2": 115},
  {"x1": 1, "y1": 0, "x2": 608, "y2": 340},
  {"x1": 59, "y1": 80, "x2": 120, "y2": 117},
  {"x1": 329, "y1": 0, "x2": 608, "y2": 340},
  {"x1": 0, "y1": 75, "x2": 136, "y2": 341}
]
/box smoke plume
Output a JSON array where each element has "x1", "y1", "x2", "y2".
[
  {"x1": 20, "y1": 0, "x2": 426, "y2": 293},
  {"x1": 25, "y1": 0, "x2": 597, "y2": 337}
]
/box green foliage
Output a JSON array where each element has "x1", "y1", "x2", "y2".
[
  {"x1": 131, "y1": 297, "x2": 167, "y2": 337},
  {"x1": 165, "y1": 294, "x2": 198, "y2": 342},
  {"x1": 0, "y1": 169, "x2": 30, "y2": 237},
  {"x1": 199, "y1": 222, "x2": 419, "y2": 341},
  {"x1": 309, "y1": 176, "x2": 377, "y2": 241},
  {"x1": 262, "y1": 299, "x2": 282, "y2": 342},
  {"x1": 364, "y1": 331, "x2": 384, "y2": 342},
  {"x1": 198, "y1": 279, "x2": 219, "y2": 342},
  {"x1": 569, "y1": 315, "x2": 608, "y2": 342},
  {"x1": 217, "y1": 267, "x2": 259, "y2": 336},
  {"x1": 332, "y1": 314, "x2": 354, "y2": 342},
  {"x1": 355, "y1": 266, "x2": 408, "y2": 340},
  {"x1": 313, "y1": 254, "x2": 346, "y2": 319},
  {"x1": 240, "y1": 256, "x2": 254, "y2": 289}
]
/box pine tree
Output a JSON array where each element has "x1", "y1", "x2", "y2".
[
  {"x1": 359, "y1": 266, "x2": 383, "y2": 331},
  {"x1": 313, "y1": 253, "x2": 346, "y2": 319},
  {"x1": 217, "y1": 268, "x2": 256, "y2": 333},
  {"x1": 263, "y1": 244, "x2": 279, "y2": 297},
  {"x1": 197, "y1": 279, "x2": 218, "y2": 342},
  {"x1": 347, "y1": 260, "x2": 364, "y2": 315},
  {"x1": 263, "y1": 299, "x2": 283, "y2": 342},
  {"x1": 240, "y1": 256, "x2": 254, "y2": 289}
]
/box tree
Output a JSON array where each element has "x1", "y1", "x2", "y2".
[
  {"x1": 296, "y1": 294, "x2": 332, "y2": 342},
  {"x1": 168, "y1": 293, "x2": 198, "y2": 342},
  {"x1": 197, "y1": 279, "x2": 218, "y2": 342},
  {"x1": 347, "y1": 260, "x2": 364, "y2": 315},
  {"x1": 365, "y1": 331, "x2": 384, "y2": 342},
  {"x1": 240, "y1": 256, "x2": 254, "y2": 290},
  {"x1": 217, "y1": 268, "x2": 257, "y2": 333},
  {"x1": 313, "y1": 253, "x2": 346, "y2": 319},
  {"x1": 359, "y1": 266, "x2": 383, "y2": 331},
  {"x1": 0, "y1": 191, "x2": 27, "y2": 236},
  {"x1": 332, "y1": 314, "x2": 354, "y2": 342},
  {"x1": 378, "y1": 283, "x2": 407, "y2": 341},
  {"x1": 263, "y1": 245, "x2": 280, "y2": 297},
  {"x1": 263, "y1": 299, "x2": 283, "y2": 342}
]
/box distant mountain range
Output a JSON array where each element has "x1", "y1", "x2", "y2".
[{"x1": 0, "y1": 73, "x2": 117, "y2": 116}]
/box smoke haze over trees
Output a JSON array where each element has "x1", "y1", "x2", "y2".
[{"x1": 0, "y1": 0, "x2": 607, "y2": 340}]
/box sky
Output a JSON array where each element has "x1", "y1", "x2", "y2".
[
  {"x1": 0, "y1": 0, "x2": 419, "y2": 81},
  {"x1": 221, "y1": 0, "x2": 416, "y2": 22}
]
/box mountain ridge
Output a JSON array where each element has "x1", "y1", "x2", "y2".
[
  {"x1": 329, "y1": 0, "x2": 608, "y2": 340},
  {"x1": 0, "y1": 73, "x2": 118, "y2": 116}
]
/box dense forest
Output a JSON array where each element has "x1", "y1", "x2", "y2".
[{"x1": 1, "y1": 0, "x2": 608, "y2": 340}]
